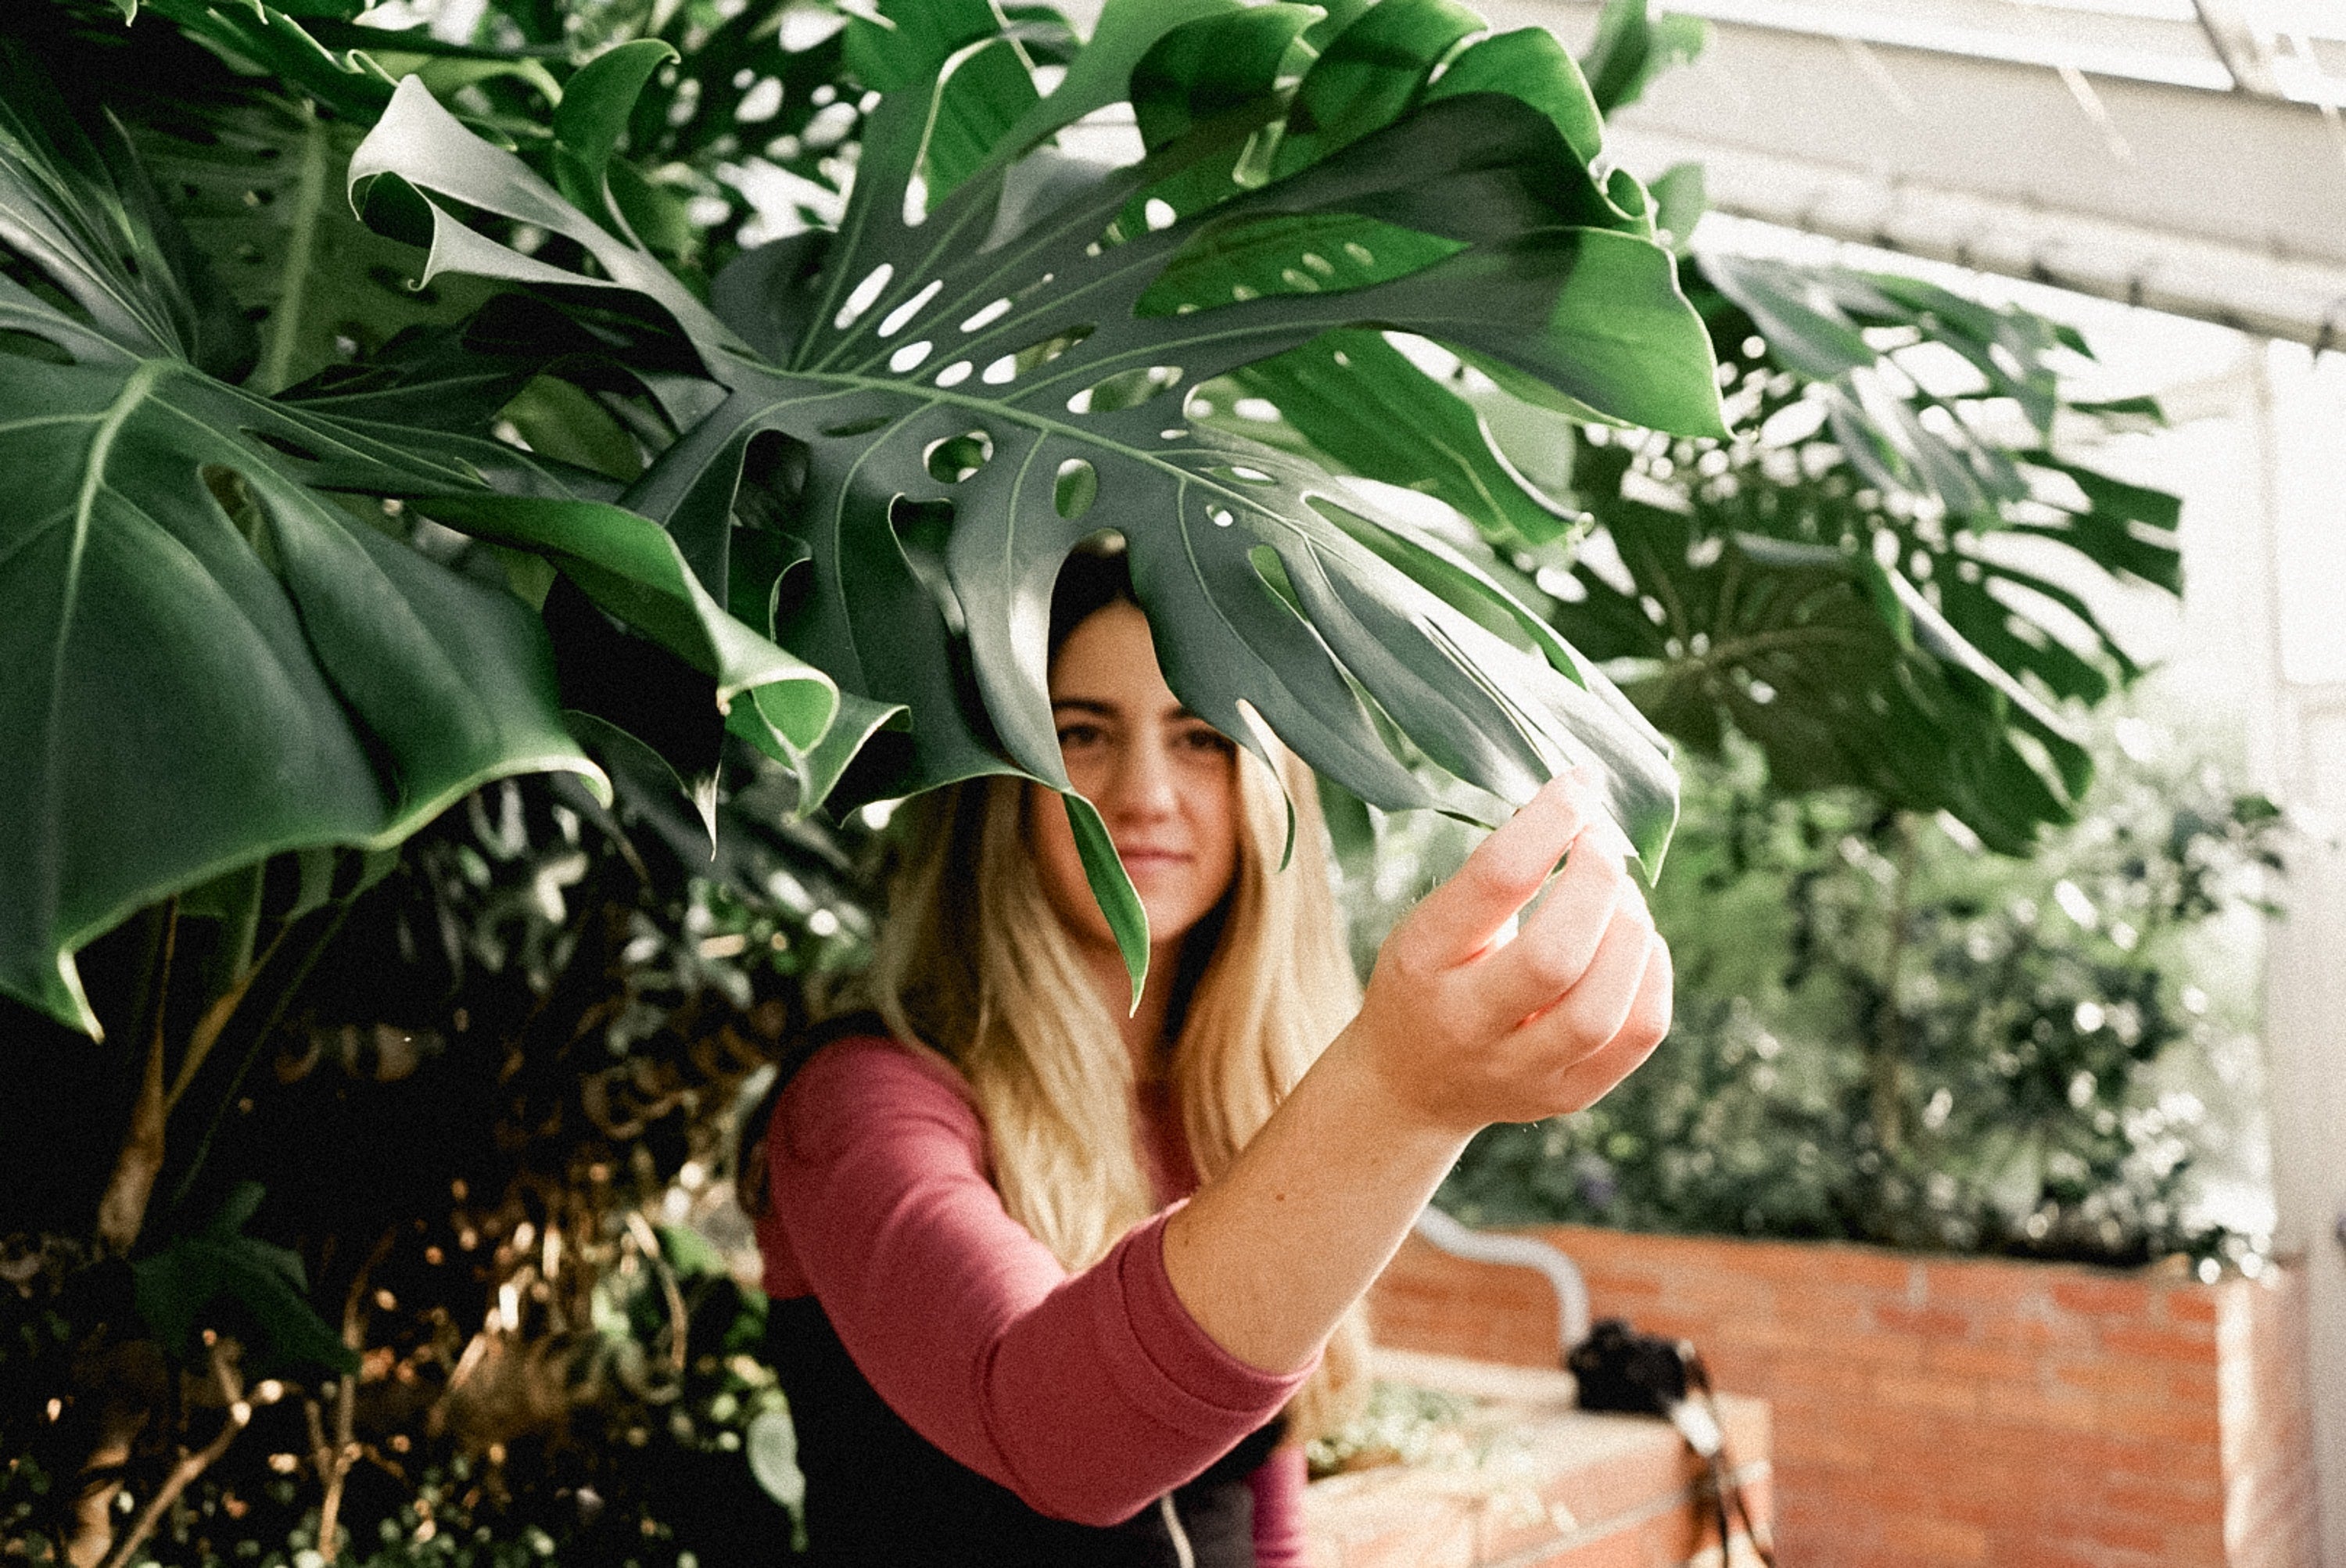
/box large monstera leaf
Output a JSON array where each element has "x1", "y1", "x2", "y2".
[
  {"x1": 0, "y1": 51, "x2": 838, "y2": 1035},
  {"x1": 346, "y1": 0, "x2": 1727, "y2": 986}
]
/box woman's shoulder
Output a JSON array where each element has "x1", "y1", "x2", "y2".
[
  {"x1": 794, "y1": 1027, "x2": 970, "y2": 1103},
  {"x1": 772, "y1": 1018, "x2": 979, "y2": 1160}
]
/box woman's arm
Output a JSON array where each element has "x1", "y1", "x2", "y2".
[
  {"x1": 762, "y1": 1039, "x2": 1309, "y2": 1525},
  {"x1": 1163, "y1": 772, "x2": 1672, "y2": 1376}
]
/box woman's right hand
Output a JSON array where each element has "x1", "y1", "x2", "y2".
[
  {"x1": 1162, "y1": 769, "x2": 1672, "y2": 1379},
  {"x1": 1343, "y1": 770, "x2": 1674, "y2": 1136}
]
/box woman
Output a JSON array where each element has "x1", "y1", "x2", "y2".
[{"x1": 748, "y1": 547, "x2": 1670, "y2": 1566}]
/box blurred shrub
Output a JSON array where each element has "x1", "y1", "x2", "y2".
[
  {"x1": 1, "y1": 745, "x2": 867, "y2": 1565},
  {"x1": 1435, "y1": 728, "x2": 2282, "y2": 1268}
]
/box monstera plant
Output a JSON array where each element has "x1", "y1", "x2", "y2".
[
  {"x1": 5, "y1": 0, "x2": 1725, "y2": 1056},
  {"x1": 1196, "y1": 0, "x2": 2183, "y2": 856}
]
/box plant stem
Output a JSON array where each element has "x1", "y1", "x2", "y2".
[
  {"x1": 310, "y1": 1230, "x2": 393, "y2": 1562},
  {"x1": 165, "y1": 929, "x2": 285, "y2": 1116},
  {"x1": 258, "y1": 99, "x2": 330, "y2": 394},
  {"x1": 625, "y1": 1210, "x2": 690, "y2": 1377},
  {"x1": 160, "y1": 903, "x2": 350, "y2": 1227},
  {"x1": 1868, "y1": 813, "x2": 1919, "y2": 1159},
  {"x1": 96, "y1": 901, "x2": 178, "y2": 1253},
  {"x1": 98, "y1": 1341, "x2": 248, "y2": 1568}
]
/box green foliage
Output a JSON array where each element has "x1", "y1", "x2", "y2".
[
  {"x1": 0, "y1": 34, "x2": 861, "y2": 1035},
  {"x1": 1577, "y1": 0, "x2": 1709, "y2": 117},
  {"x1": 1347, "y1": 251, "x2": 2184, "y2": 858},
  {"x1": 134, "y1": 1182, "x2": 361, "y2": 1377},
  {"x1": 335, "y1": 0, "x2": 1721, "y2": 995},
  {"x1": 1304, "y1": 1380, "x2": 1474, "y2": 1479},
  {"x1": 1440, "y1": 737, "x2": 2282, "y2": 1265},
  {"x1": 0, "y1": 745, "x2": 864, "y2": 1565},
  {"x1": 0, "y1": 0, "x2": 2229, "y2": 1559},
  {"x1": 1225, "y1": 0, "x2": 2185, "y2": 857},
  {"x1": 2, "y1": 0, "x2": 1724, "y2": 1032}
]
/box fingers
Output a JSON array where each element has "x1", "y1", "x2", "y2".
[
  {"x1": 1512, "y1": 896, "x2": 1655, "y2": 1057},
  {"x1": 1466, "y1": 821, "x2": 1632, "y2": 1031},
  {"x1": 1544, "y1": 938, "x2": 1673, "y2": 1111},
  {"x1": 1402, "y1": 771, "x2": 1597, "y2": 968}
]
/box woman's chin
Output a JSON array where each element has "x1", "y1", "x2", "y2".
[{"x1": 1153, "y1": 904, "x2": 1227, "y2": 950}]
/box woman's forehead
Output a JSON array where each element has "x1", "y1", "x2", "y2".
[{"x1": 1047, "y1": 603, "x2": 1183, "y2": 712}]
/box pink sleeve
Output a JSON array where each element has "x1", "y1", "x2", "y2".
[
  {"x1": 759, "y1": 1036, "x2": 1314, "y2": 1527},
  {"x1": 1248, "y1": 1444, "x2": 1311, "y2": 1567}
]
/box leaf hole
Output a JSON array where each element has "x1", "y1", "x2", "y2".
[
  {"x1": 1067, "y1": 364, "x2": 1185, "y2": 415},
  {"x1": 961, "y1": 298, "x2": 1013, "y2": 332},
  {"x1": 889, "y1": 497, "x2": 965, "y2": 632},
  {"x1": 1248, "y1": 545, "x2": 1302, "y2": 612},
  {"x1": 738, "y1": 77, "x2": 784, "y2": 122},
  {"x1": 934, "y1": 361, "x2": 974, "y2": 388},
  {"x1": 877, "y1": 278, "x2": 943, "y2": 339},
  {"x1": 924, "y1": 430, "x2": 994, "y2": 484},
  {"x1": 1054, "y1": 458, "x2": 1098, "y2": 520},
  {"x1": 1010, "y1": 323, "x2": 1092, "y2": 375},
  {"x1": 833, "y1": 262, "x2": 894, "y2": 332},
  {"x1": 1212, "y1": 465, "x2": 1274, "y2": 486},
  {"x1": 1211, "y1": 508, "x2": 1235, "y2": 528},
  {"x1": 1143, "y1": 198, "x2": 1178, "y2": 231},
  {"x1": 981, "y1": 354, "x2": 1018, "y2": 385},
  {"x1": 888, "y1": 340, "x2": 934, "y2": 373}
]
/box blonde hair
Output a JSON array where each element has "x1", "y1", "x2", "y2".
[{"x1": 859, "y1": 741, "x2": 1370, "y2": 1440}]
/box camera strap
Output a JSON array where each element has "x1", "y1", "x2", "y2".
[{"x1": 1569, "y1": 1319, "x2": 1775, "y2": 1566}]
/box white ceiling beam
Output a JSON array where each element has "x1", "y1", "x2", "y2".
[{"x1": 1480, "y1": 0, "x2": 2346, "y2": 346}]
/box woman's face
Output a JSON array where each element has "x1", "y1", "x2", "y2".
[{"x1": 1027, "y1": 601, "x2": 1241, "y2": 960}]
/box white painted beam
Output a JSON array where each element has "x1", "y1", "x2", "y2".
[{"x1": 1483, "y1": 0, "x2": 2346, "y2": 345}]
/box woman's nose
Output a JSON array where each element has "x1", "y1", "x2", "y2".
[{"x1": 1106, "y1": 734, "x2": 1179, "y2": 819}]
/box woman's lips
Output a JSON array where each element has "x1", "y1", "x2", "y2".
[{"x1": 1117, "y1": 847, "x2": 1191, "y2": 870}]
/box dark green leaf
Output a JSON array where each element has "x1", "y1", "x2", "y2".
[
  {"x1": 350, "y1": 2, "x2": 1731, "y2": 901},
  {"x1": 133, "y1": 1183, "x2": 357, "y2": 1376}
]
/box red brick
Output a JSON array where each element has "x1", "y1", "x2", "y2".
[
  {"x1": 2164, "y1": 1287, "x2": 2222, "y2": 1324},
  {"x1": 1871, "y1": 1371, "x2": 1982, "y2": 1415},
  {"x1": 2046, "y1": 1356, "x2": 2185, "y2": 1403},
  {"x1": 2097, "y1": 1322, "x2": 2216, "y2": 1361},
  {"x1": 1921, "y1": 1340, "x2": 2042, "y2": 1384},
  {"x1": 2048, "y1": 1276, "x2": 2155, "y2": 1318},
  {"x1": 1874, "y1": 1304, "x2": 1971, "y2": 1337},
  {"x1": 1875, "y1": 1509, "x2": 1991, "y2": 1563},
  {"x1": 1365, "y1": 1231, "x2": 2311, "y2": 1568},
  {"x1": 1979, "y1": 1383, "x2": 2107, "y2": 1431}
]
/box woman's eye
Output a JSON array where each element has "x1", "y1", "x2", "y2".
[
  {"x1": 1178, "y1": 726, "x2": 1235, "y2": 755},
  {"x1": 1056, "y1": 723, "x2": 1104, "y2": 749}
]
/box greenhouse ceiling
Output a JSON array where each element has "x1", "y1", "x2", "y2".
[{"x1": 1480, "y1": 0, "x2": 2346, "y2": 346}]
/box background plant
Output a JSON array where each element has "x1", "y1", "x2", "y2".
[{"x1": 1435, "y1": 730, "x2": 2281, "y2": 1266}]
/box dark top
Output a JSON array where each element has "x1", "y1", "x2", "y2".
[{"x1": 765, "y1": 1294, "x2": 1284, "y2": 1566}]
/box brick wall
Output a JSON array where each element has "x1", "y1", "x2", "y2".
[{"x1": 1369, "y1": 1224, "x2": 2317, "y2": 1568}]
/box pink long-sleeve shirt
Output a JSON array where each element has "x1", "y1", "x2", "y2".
[{"x1": 755, "y1": 1034, "x2": 1314, "y2": 1563}]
